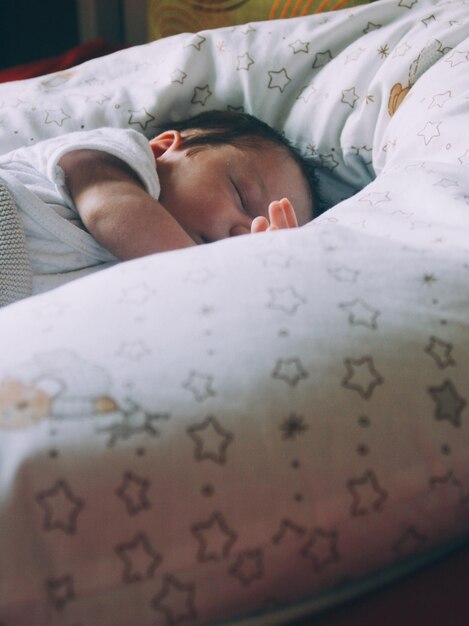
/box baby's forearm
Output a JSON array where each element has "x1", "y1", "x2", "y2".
[
  {"x1": 60, "y1": 150, "x2": 196, "y2": 260},
  {"x1": 77, "y1": 181, "x2": 196, "y2": 259}
]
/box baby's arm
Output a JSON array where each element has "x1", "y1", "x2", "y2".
[
  {"x1": 251, "y1": 198, "x2": 298, "y2": 234},
  {"x1": 59, "y1": 149, "x2": 196, "y2": 260}
]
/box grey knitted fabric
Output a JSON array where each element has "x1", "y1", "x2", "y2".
[{"x1": 0, "y1": 181, "x2": 33, "y2": 307}]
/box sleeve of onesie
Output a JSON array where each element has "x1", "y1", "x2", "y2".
[{"x1": 36, "y1": 127, "x2": 161, "y2": 208}]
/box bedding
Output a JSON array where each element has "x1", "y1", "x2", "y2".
[{"x1": 0, "y1": 0, "x2": 468, "y2": 624}]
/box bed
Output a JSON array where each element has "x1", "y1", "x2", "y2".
[{"x1": 0, "y1": 0, "x2": 468, "y2": 624}]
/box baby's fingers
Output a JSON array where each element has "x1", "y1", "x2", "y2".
[
  {"x1": 268, "y1": 201, "x2": 289, "y2": 230},
  {"x1": 251, "y1": 215, "x2": 270, "y2": 233},
  {"x1": 280, "y1": 198, "x2": 299, "y2": 228},
  {"x1": 268, "y1": 198, "x2": 298, "y2": 230}
]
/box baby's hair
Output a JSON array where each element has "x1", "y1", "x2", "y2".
[{"x1": 165, "y1": 110, "x2": 319, "y2": 217}]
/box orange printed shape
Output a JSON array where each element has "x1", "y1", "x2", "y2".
[{"x1": 388, "y1": 82, "x2": 410, "y2": 117}]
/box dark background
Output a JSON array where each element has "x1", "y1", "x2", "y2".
[{"x1": 1, "y1": 0, "x2": 79, "y2": 70}]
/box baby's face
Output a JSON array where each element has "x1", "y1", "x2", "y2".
[{"x1": 151, "y1": 136, "x2": 312, "y2": 244}]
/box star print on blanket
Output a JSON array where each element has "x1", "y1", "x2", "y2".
[{"x1": 1, "y1": 210, "x2": 467, "y2": 624}]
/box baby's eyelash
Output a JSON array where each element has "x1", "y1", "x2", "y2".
[{"x1": 232, "y1": 179, "x2": 249, "y2": 215}]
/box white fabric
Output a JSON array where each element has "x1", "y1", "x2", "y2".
[
  {"x1": 0, "y1": 1, "x2": 468, "y2": 625},
  {"x1": 0, "y1": 127, "x2": 160, "y2": 294}
]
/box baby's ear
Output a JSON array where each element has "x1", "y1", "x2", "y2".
[{"x1": 149, "y1": 130, "x2": 183, "y2": 158}]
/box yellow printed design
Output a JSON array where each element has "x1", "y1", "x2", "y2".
[
  {"x1": 148, "y1": 0, "x2": 374, "y2": 39},
  {"x1": 388, "y1": 83, "x2": 410, "y2": 117}
]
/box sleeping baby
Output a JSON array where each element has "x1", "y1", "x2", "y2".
[{"x1": 0, "y1": 110, "x2": 315, "y2": 299}]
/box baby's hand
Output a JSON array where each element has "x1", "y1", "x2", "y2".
[{"x1": 251, "y1": 198, "x2": 299, "y2": 234}]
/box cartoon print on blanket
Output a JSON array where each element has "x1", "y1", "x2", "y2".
[
  {"x1": 387, "y1": 38, "x2": 452, "y2": 116},
  {"x1": 0, "y1": 350, "x2": 171, "y2": 453},
  {"x1": 0, "y1": 350, "x2": 118, "y2": 428}
]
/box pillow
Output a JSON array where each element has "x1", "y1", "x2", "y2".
[
  {"x1": 0, "y1": 1, "x2": 468, "y2": 624},
  {"x1": 147, "y1": 0, "x2": 376, "y2": 40}
]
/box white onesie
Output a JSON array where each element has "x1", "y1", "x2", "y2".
[{"x1": 0, "y1": 127, "x2": 161, "y2": 295}]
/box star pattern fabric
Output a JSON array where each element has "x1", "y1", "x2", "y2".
[
  {"x1": 191, "y1": 511, "x2": 237, "y2": 561},
  {"x1": 301, "y1": 529, "x2": 340, "y2": 572},
  {"x1": 272, "y1": 358, "x2": 309, "y2": 387},
  {"x1": 267, "y1": 68, "x2": 292, "y2": 92},
  {"x1": 151, "y1": 575, "x2": 197, "y2": 623},
  {"x1": 36, "y1": 480, "x2": 85, "y2": 535},
  {"x1": 428, "y1": 380, "x2": 467, "y2": 427},
  {"x1": 267, "y1": 286, "x2": 307, "y2": 314},
  {"x1": 342, "y1": 356, "x2": 384, "y2": 399},
  {"x1": 229, "y1": 549, "x2": 264, "y2": 586},
  {"x1": 339, "y1": 298, "x2": 380, "y2": 329},
  {"x1": 183, "y1": 371, "x2": 216, "y2": 402},
  {"x1": 115, "y1": 471, "x2": 151, "y2": 515},
  {"x1": 44, "y1": 108, "x2": 71, "y2": 127},
  {"x1": 187, "y1": 416, "x2": 234, "y2": 464},
  {"x1": 237, "y1": 52, "x2": 254, "y2": 71},
  {"x1": 347, "y1": 470, "x2": 388, "y2": 515},
  {"x1": 115, "y1": 532, "x2": 162, "y2": 583},
  {"x1": 128, "y1": 108, "x2": 155, "y2": 130},
  {"x1": 191, "y1": 85, "x2": 212, "y2": 106}
]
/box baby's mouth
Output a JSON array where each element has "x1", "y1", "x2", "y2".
[{"x1": 185, "y1": 227, "x2": 207, "y2": 245}]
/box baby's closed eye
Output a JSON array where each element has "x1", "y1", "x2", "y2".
[{"x1": 230, "y1": 177, "x2": 249, "y2": 215}]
